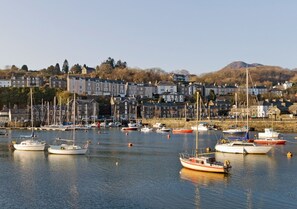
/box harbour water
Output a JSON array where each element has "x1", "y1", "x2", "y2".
[{"x1": 0, "y1": 128, "x2": 297, "y2": 209}]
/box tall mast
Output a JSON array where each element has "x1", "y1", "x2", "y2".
[
  {"x1": 246, "y1": 68, "x2": 249, "y2": 130},
  {"x1": 73, "y1": 94, "x2": 76, "y2": 145},
  {"x1": 195, "y1": 91, "x2": 199, "y2": 157},
  {"x1": 59, "y1": 96, "x2": 62, "y2": 125},
  {"x1": 30, "y1": 88, "x2": 34, "y2": 134},
  {"x1": 235, "y1": 92, "x2": 238, "y2": 126}
]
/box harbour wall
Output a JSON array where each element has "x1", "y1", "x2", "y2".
[{"x1": 142, "y1": 118, "x2": 297, "y2": 133}]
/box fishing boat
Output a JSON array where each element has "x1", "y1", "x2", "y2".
[
  {"x1": 258, "y1": 128, "x2": 280, "y2": 139},
  {"x1": 48, "y1": 94, "x2": 88, "y2": 155},
  {"x1": 215, "y1": 69, "x2": 272, "y2": 154},
  {"x1": 179, "y1": 92, "x2": 231, "y2": 174},
  {"x1": 172, "y1": 129, "x2": 193, "y2": 134},
  {"x1": 13, "y1": 88, "x2": 46, "y2": 151}
]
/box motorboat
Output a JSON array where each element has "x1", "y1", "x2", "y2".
[
  {"x1": 172, "y1": 129, "x2": 193, "y2": 134},
  {"x1": 258, "y1": 128, "x2": 280, "y2": 139},
  {"x1": 156, "y1": 127, "x2": 171, "y2": 133}
]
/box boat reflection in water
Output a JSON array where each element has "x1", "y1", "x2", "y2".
[{"x1": 179, "y1": 168, "x2": 228, "y2": 186}]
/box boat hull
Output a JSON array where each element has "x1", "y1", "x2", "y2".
[
  {"x1": 48, "y1": 145, "x2": 87, "y2": 155},
  {"x1": 215, "y1": 142, "x2": 272, "y2": 154},
  {"x1": 121, "y1": 127, "x2": 138, "y2": 131},
  {"x1": 172, "y1": 129, "x2": 193, "y2": 134},
  {"x1": 13, "y1": 140, "x2": 46, "y2": 151},
  {"x1": 253, "y1": 139, "x2": 286, "y2": 145},
  {"x1": 179, "y1": 158, "x2": 228, "y2": 173}
]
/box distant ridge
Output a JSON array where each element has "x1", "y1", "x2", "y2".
[
  {"x1": 223, "y1": 61, "x2": 263, "y2": 70},
  {"x1": 197, "y1": 61, "x2": 295, "y2": 86}
]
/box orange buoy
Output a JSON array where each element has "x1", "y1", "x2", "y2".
[
  {"x1": 287, "y1": 152, "x2": 293, "y2": 158},
  {"x1": 128, "y1": 143, "x2": 133, "y2": 147}
]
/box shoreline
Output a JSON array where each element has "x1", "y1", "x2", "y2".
[{"x1": 142, "y1": 118, "x2": 297, "y2": 133}]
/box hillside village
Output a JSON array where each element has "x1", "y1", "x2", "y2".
[{"x1": 0, "y1": 62, "x2": 297, "y2": 127}]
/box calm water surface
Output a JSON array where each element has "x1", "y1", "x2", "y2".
[{"x1": 0, "y1": 128, "x2": 297, "y2": 209}]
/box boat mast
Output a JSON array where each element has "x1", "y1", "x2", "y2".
[
  {"x1": 235, "y1": 92, "x2": 238, "y2": 126},
  {"x1": 195, "y1": 91, "x2": 199, "y2": 157},
  {"x1": 73, "y1": 94, "x2": 76, "y2": 145},
  {"x1": 246, "y1": 68, "x2": 249, "y2": 130},
  {"x1": 53, "y1": 96, "x2": 56, "y2": 125},
  {"x1": 59, "y1": 96, "x2": 62, "y2": 125},
  {"x1": 30, "y1": 88, "x2": 34, "y2": 135}
]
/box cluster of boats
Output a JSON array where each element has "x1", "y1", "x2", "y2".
[
  {"x1": 121, "y1": 122, "x2": 172, "y2": 133},
  {"x1": 12, "y1": 92, "x2": 89, "y2": 155}
]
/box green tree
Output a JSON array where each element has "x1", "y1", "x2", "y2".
[
  {"x1": 21, "y1": 65, "x2": 28, "y2": 71},
  {"x1": 208, "y1": 89, "x2": 216, "y2": 101},
  {"x1": 54, "y1": 63, "x2": 61, "y2": 74},
  {"x1": 62, "y1": 59, "x2": 69, "y2": 74},
  {"x1": 70, "y1": 64, "x2": 82, "y2": 74}
]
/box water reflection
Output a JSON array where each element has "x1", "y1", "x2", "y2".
[
  {"x1": 47, "y1": 154, "x2": 88, "y2": 208},
  {"x1": 12, "y1": 151, "x2": 47, "y2": 201},
  {"x1": 180, "y1": 168, "x2": 228, "y2": 186}
]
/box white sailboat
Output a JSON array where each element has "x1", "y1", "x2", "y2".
[
  {"x1": 179, "y1": 92, "x2": 231, "y2": 173},
  {"x1": 215, "y1": 68, "x2": 272, "y2": 154},
  {"x1": 223, "y1": 93, "x2": 247, "y2": 135},
  {"x1": 13, "y1": 88, "x2": 46, "y2": 151},
  {"x1": 48, "y1": 94, "x2": 88, "y2": 155}
]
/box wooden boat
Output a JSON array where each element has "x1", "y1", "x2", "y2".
[{"x1": 172, "y1": 129, "x2": 193, "y2": 134}]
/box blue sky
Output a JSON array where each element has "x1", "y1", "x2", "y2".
[{"x1": 1, "y1": 0, "x2": 296, "y2": 75}]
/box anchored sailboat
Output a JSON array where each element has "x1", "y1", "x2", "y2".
[
  {"x1": 13, "y1": 88, "x2": 46, "y2": 151},
  {"x1": 48, "y1": 94, "x2": 89, "y2": 155},
  {"x1": 179, "y1": 92, "x2": 231, "y2": 173}
]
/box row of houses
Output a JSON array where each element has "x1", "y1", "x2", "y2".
[{"x1": 0, "y1": 95, "x2": 296, "y2": 126}]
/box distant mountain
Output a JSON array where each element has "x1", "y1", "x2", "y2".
[
  {"x1": 196, "y1": 61, "x2": 296, "y2": 86},
  {"x1": 222, "y1": 61, "x2": 263, "y2": 70}
]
